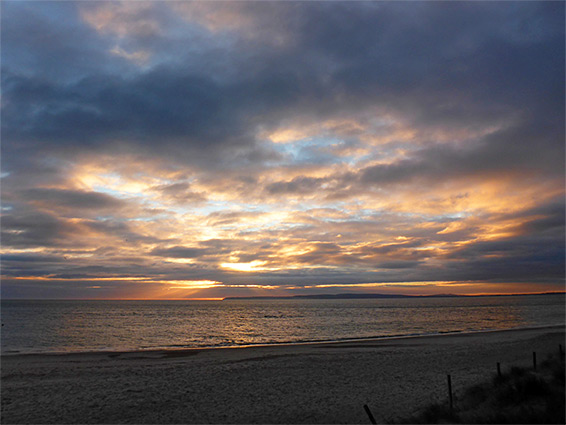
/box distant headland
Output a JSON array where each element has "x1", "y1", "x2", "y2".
[{"x1": 222, "y1": 292, "x2": 565, "y2": 300}]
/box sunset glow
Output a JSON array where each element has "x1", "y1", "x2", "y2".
[{"x1": 1, "y1": 1, "x2": 564, "y2": 299}]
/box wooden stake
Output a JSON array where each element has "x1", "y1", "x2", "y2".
[
  {"x1": 363, "y1": 404, "x2": 377, "y2": 424},
  {"x1": 447, "y1": 374, "x2": 453, "y2": 411}
]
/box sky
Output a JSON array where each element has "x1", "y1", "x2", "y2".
[{"x1": 1, "y1": 1, "x2": 564, "y2": 299}]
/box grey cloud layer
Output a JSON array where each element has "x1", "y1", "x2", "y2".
[
  {"x1": 1, "y1": 1, "x2": 564, "y2": 297},
  {"x1": 3, "y1": 2, "x2": 563, "y2": 166}
]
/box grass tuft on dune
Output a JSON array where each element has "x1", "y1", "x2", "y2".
[{"x1": 393, "y1": 351, "x2": 565, "y2": 424}]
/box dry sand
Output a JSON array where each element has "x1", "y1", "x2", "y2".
[{"x1": 1, "y1": 325, "x2": 564, "y2": 424}]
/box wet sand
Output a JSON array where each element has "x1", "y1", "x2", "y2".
[{"x1": 1, "y1": 325, "x2": 564, "y2": 424}]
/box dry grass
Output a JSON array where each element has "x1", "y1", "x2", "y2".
[{"x1": 392, "y1": 351, "x2": 565, "y2": 424}]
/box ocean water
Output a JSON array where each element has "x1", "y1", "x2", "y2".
[{"x1": 1, "y1": 294, "x2": 564, "y2": 354}]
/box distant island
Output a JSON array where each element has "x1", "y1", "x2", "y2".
[{"x1": 222, "y1": 292, "x2": 565, "y2": 300}]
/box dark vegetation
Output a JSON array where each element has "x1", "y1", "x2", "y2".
[{"x1": 392, "y1": 350, "x2": 565, "y2": 424}]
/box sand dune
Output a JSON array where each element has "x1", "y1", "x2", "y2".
[{"x1": 1, "y1": 326, "x2": 564, "y2": 424}]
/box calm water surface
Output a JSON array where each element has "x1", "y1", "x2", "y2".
[{"x1": 1, "y1": 295, "x2": 564, "y2": 354}]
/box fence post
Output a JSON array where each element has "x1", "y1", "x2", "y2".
[
  {"x1": 447, "y1": 374, "x2": 453, "y2": 411},
  {"x1": 363, "y1": 404, "x2": 377, "y2": 424}
]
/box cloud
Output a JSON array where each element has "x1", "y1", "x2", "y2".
[
  {"x1": 266, "y1": 176, "x2": 328, "y2": 195},
  {"x1": 79, "y1": 1, "x2": 162, "y2": 38},
  {"x1": 23, "y1": 188, "x2": 126, "y2": 210},
  {"x1": 1, "y1": 211, "x2": 81, "y2": 248},
  {"x1": 150, "y1": 246, "x2": 210, "y2": 259},
  {"x1": 150, "y1": 182, "x2": 207, "y2": 204},
  {"x1": 359, "y1": 118, "x2": 564, "y2": 189},
  {"x1": 1, "y1": 1, "x2": 564, "y2": 298}
]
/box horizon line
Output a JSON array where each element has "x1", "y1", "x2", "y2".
[{"x1": 2, "y1": 291, "x2": 564, "y2": 301}]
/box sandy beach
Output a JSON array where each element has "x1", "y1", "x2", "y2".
[{"x1": 1, "y1": 326, "x2": 564, "y2": 424}]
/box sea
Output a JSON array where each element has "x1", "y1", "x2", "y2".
[{"x1": 1, "y1": 294, "x2": 564, "y2": 355}]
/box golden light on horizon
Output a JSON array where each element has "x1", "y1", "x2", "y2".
[
  {"x1": 163, "y1": 280, "x2": 220, "y2": 289},
  {"x1": 221, "y1": 261, "x2": 273, "y2": 272}
]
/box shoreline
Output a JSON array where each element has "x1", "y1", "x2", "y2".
[
  {"x1": 2, "y1": 323, "x2": 564, "y2": 358},
  {"x1": 2, "y1": 325, "x2": 564, "y2": 424}
]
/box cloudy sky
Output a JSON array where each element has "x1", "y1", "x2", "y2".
[{"x1": 1, "y1": 1, "x2": 564, "y2": 299}]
